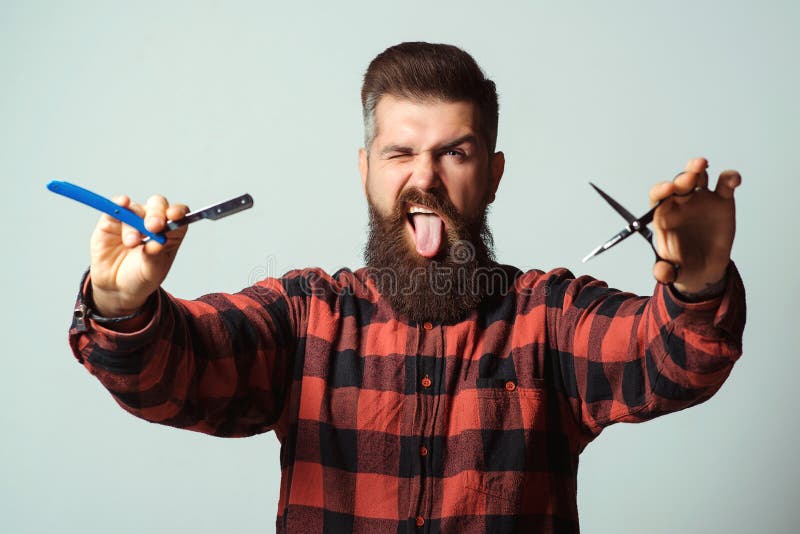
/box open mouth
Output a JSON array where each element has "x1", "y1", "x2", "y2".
[{"x1": 405, "y1": 203, "x2": 446, "y2": 258}]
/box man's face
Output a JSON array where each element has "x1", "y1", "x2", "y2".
[
  {"x1": 358, "y1": 95, "x2": 505, "y2": 323},
  {"x1": 359, "y1": 95, "x2": 504, "y2": 259}
]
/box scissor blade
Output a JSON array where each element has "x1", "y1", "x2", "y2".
[
  {"x1": 590, "y1": 182, "x2": 654, "y2": 241},
  {"x1": 635, "y1": 203, "x2": 658, "y2": 228},
  {"x1": 589, "y1": 182, "x2": 637, "y2": 224},
  {"x1": 582, "y1": 226, "x2": 634, "y2": 263}
]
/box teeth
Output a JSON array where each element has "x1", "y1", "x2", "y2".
[{"x1": 408, "y1": 206, "x2": 434, "y2": 215}]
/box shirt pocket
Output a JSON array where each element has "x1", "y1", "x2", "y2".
[
  {"x1": 474, "y1": 377, "x2": 547, "y2": 431},
  {"x1": 465, "y1": 378, "x2": 548, "y2": 511},
  {"x1": 462, "y1": 470, "x2": 526, "y2": 516}
]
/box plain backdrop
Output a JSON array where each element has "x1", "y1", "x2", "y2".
[{"x1": 2, "y1": 1, "x2": 797, "y2": 532}]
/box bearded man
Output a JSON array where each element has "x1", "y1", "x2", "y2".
[{"x1": 67, "y1": 42, "x2": 745, "y2": 533}]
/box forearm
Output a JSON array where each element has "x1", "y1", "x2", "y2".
[
  {"x1": 547, "y1": 262, "x2": 745, "y2": 435},
  {"x1": 68, "y1": 272, "x2": 296, "y2": 437},
  {"x1": 620, "y1": 262, "x2": 745, "y2": 422}
]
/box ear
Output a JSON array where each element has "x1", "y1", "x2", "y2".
[
  {"x1": 358, "y1": 147, "x2": 369, "y2": 197},
  {"x1": 488, "y1": 151, "x2": 505, "y2": 203}
]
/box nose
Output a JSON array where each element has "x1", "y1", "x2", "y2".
[{"x1": 408, "y1": 151, "x2": 440, "y2": 191}]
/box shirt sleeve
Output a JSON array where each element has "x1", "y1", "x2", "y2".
[
  {"x1": 67, "y1": 270, "x2": 303, "y2": 438},
  {"x1": 542, "y1": 261, "x2": 746, "y2": 437}
]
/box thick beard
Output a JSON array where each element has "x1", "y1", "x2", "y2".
[{"x1": 364, "y1": 187, "x2": 496, "y2": 324}]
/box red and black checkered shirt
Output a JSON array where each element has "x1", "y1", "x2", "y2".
[{"x1": 68, "y1": 262, "x2": 745, "y2": 533}]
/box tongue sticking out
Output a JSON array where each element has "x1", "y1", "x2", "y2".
[{"x1": 412, "y1": 213, "x2": 444, "y2": 258}]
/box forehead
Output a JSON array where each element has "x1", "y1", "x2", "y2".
[{"x1": 373, "y1": 95, "x2": 480, "y2": 145}]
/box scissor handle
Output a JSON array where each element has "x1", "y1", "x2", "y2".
[{"x1": 636, "y1": 189, "x2": 697, "y2": 228}]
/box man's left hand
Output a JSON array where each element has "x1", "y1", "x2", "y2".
[{"x1": 649, "y1": 157, "x2": 741, "y2": 295}]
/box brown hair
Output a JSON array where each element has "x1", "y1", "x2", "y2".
[{"x1": 361, "y1": 42, "x2": 499, "y2": 155}]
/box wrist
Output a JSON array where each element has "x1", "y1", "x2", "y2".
[
  {"x1": 90, "y1": 283, "x2": 147, "y2": 318},
  {"x1": 671, "y1": 262, "x2": 730, "y2": 301},
  {"x1": 81, "y1": 280, "x2": 154, "y2": 333}
]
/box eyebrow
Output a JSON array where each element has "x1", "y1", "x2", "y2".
[
  {"x1": 379, "y1": 134, "x2": 479, "y2": 156},
  {"x1": 437, "y1": 134, "x2": 479, "y2": 153}
]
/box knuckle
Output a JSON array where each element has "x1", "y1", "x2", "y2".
[
  {"x1": 146, "y1": 194, "x2": 168, "y2": 208},
  {"x1": 168, "y1": 204, "x2": 189, "y2": 216}
]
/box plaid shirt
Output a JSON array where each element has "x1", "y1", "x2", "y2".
[{"x1": 68, "y1": 262, "x2": 745, "y2": 533}]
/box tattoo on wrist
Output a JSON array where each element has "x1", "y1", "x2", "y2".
[{"x1": 676, "y1": 276, "x2": 727, "y2": 301}]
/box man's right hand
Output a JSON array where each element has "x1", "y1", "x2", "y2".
[{"x1": 89, "y1": 194, "x2": 190, "y2": 317}]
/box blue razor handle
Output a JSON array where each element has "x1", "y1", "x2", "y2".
[{"x1": 47, "y1": 180, "x2": 167, "y2": 244}]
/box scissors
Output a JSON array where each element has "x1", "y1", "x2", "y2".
[{"x1": 581, "y1": 181, "x2": 696, "y2": 270}]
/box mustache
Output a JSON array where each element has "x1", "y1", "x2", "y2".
[
  {"x1": 393, "y1": 187, "x2": 461, "y2": 224},
  {"x1": 363, "y1": 187, "x2": 496, "y2": 323}
]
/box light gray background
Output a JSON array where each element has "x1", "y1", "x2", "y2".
[{"x1": 2, "y1": 1, "x2": 797, "y2": 532}]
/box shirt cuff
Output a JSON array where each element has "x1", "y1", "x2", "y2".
[
  {"x1": 662, "y1": 261, "x2": 746, "y2": 343},
  {"x1": 70, "y1": 269, "x2": 163, "y2": 350}
]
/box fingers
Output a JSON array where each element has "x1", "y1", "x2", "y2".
[
  {"x1": 672, "y1": 157, "x2": 709, "y2": 201},
  {"x1": 122, "y1": 200, "x2": 146, "y2": 248},
  {"x1": 114, "y1": 195, "x2": 189, "y2": 251},
  {"x1": 649, "y1": 181, "x2": 675, "y2": 206},
  {"x1": 696, "y1": 168, "x2": 709, "y2": 189},
  {"x1": 112, "y1": 195, "x2": 130, "y2": 210},
  {"x1": 166, "y1": 203, "x2": 190, "y2": 221},
  {"x1": 678, "y1": 157, "x2": 709, "y2": 180},
  {"x1": 653, "y1": 260, "x2": 678, "y2": 285},
  {"x1": 144, "y1": 195, "x2": 169, "y2": 232},
  {"x1": 651, "y1": 157, "x2": 709, "y2": 212},
  {"x1": 714, "y1": 170, "x2": 742, "y2": 200},
  {"x1": 100, "y1": 194, "x2": 192, "y2": 250},
  {"x1": 142, "y1": 195, "x2": 181, "y2": 255},
  {"x1": 97, "y1": 195, "x2": 130, "y2": 231}
]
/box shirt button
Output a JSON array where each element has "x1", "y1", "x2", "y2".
[
  {"x1": 505, "y1": 381, "x2": 516, "y2": 392},
  {"x1": 420, "y1": 445, "x2": 428, "y2": 457},
  {"x1": 415, "y1": 516, "x2": 425, "y2": 527},
  {"x1": 423, "y1": 321, "x2": 433, "y2": 330},
  {"x1": 421, "y1": 376, "x2": 432, "y2": 388}
]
